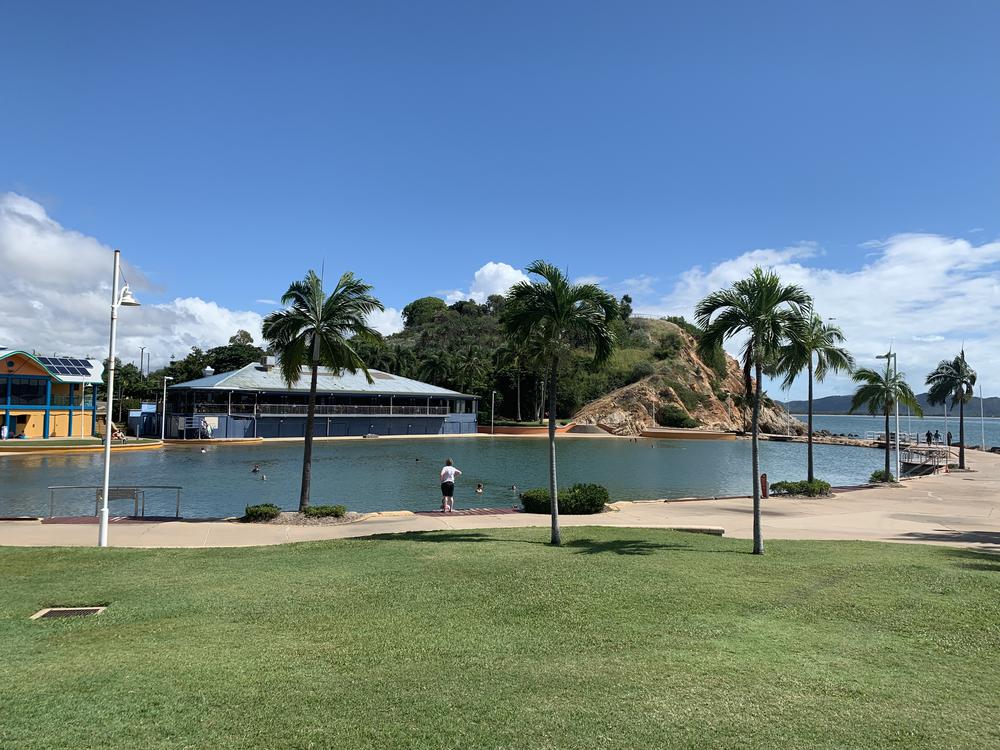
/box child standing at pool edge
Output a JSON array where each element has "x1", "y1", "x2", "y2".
[{"x1": 440, "y1": 458, "x2": 462, "y2": 512}]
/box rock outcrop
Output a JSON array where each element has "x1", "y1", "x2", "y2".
[{"x1": 572, "y1": 321, "x2": 805, "y2": 437}]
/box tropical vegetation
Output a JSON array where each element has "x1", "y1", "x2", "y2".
[
  {"x1": 849, "y1": 360, "x2": 923, "y2": 479},
  {"x1": 926, "y1": 350, "x2": 977, "y2": 469},
  {"x1": 695, "y1": 266, "x2": 811, "y2": 555},
  {"x1": 261, "y1": 270, "x2": 383, "y2": 510},
  {"x1": 501, "y1": 261, "x2": 617, "y2": 545}
]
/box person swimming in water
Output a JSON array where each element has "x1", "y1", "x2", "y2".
[
  {"x1": 251, "y1": 463, "x2": 261, "y2": 473},
  {"x1": 476, "y1": 483, "x2": 484, "y2": 495}
]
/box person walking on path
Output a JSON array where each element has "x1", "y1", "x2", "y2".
[
  {"x1": 925, "y1": 430, "x2": 933, "y2": 446},
  {"x1": 440, "y1": 458, "x2": 462, "y2": 512}
]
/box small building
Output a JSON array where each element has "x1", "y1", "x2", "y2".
[
  {"x1": 166, "y1": 356, "x2": 478, "y2": 439},
  {"x1": 0, "y1": 348, "x2": 104, "y2": 439}
]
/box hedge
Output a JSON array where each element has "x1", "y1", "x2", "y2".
[
  {"x1": 243, "y1": 503, "x2": 282, "y2": 522},
  {"x1": 520, "y1": 483, "x2": 610, "y2": 515}
]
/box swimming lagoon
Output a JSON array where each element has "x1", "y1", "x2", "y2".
[{"x1": 1, "y1": 436, "x2": 889, "y2": 519}]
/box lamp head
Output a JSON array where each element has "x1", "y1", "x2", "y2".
[{"x1": 119, "y1": 283, "x2": 141, "y2": 307}]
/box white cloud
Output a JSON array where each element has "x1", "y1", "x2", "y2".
[
  {"x1": 255, "y1": 298, "x2": 278, "y2": 305},
  {"x1": 367, "y1": 307, "x2": 404, "y2": 336},
  {"x1": 574, "y1": 274, "x2": 606, "y2": 285},
  {"x1": 639, "y1": 235, "x2": 1000, "y2": 400},
  {"x1": 444, "y1": 261, "x2": 529, "y2": 303},
  {"x1": 618, "y1": 274, "x2": 658, "y2": 297},
  {"x1": 0, "y1": 192, "x2": 263, "y2": 365}
]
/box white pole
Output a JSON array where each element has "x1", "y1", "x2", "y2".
[
  {"x1": 161, "y1": 376, "x2": 173, "y2": 440},
  {"x1": 491, "y1": 391, "x2": 495, "y2": 435},
  {"x1": 98, "y1": 250, "x2": 122, "y2": 548},
  {"x1": 893, "y1": 353, "x2": 900, "y2": 480},
  {"x1": 980, "y1": 384, "x2": 986, "y2": 451}
]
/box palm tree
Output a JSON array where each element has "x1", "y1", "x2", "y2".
[
  {"x1": 262, "y1": 271, "x2": 383, "y2": 511},
  {"x1": 849, "y1": 361, "x2": 923, "y2": 479},
  {"x1": 695, "y1": 267, "x2": 811, "y2": 555},
  {"x1": 419, "y1": 353, "x2": 453, "y2": 387},
  {"x1": 926, "y1": 350, "x2": 977, "y2": 469},
  {"x1": 455, "y1": 345, "x2": 488, "y2": 393},
  {"x1": 501, "y1": 261, "x2": 617, "y2": 546},
  {"x1": 773, "y1": 314, "x2": 854, "y2": 482},
  {"x1": 494, "y1": 340, "x2": 525, "y2": 421}
]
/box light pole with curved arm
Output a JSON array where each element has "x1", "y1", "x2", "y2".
[{"x1": 98, "y1": 249, "x2": 141, "y2": 548}]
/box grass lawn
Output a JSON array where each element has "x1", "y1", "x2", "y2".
[{"x1": 2, "y1": 528, "x2": 999, "y2": 749}]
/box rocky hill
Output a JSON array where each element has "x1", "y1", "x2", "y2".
[{"x1": 573, "y1": 319, "x2": 805, "y2": 436}]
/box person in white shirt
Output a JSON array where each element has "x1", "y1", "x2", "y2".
[{"x1": 439, "y1": 458, "x2": 462, "y2": 512}]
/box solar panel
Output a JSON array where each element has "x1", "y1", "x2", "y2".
[
  {"x1": 74, "y1": 366, "x2": 89, "y2": 375},
  {"x1": 38, "y1": 357, "x2": 53, "y2": 365}
]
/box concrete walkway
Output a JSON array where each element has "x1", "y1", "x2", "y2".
[{"x1": 3, "y1": 452, "x2": 999, "y2": 552}]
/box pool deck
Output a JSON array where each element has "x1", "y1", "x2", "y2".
[{"x1": 3, "y1": 451, "x2": 999, "y2": 552}]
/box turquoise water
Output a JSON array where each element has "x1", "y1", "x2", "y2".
[
  {"x1": 802, "y1": 414, "x2": 997, "y2": 447},
  {"x1": 1, "y1": 436, "x2": 887, "y2": 519}
]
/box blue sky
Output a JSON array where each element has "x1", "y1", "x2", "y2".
[{"x1": 2, "y1": 2, "x2": 999, "y2": 397}]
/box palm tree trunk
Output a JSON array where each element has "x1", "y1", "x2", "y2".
[
  {"x1": 959, "y1": 399, "x2": 966, "y2": 469},
  {"x1": 884, "y1": 407, "x2": 891, "y2": 478},
  {"x1": 516, "y1": 368, "x2": 522, "y2": 422},
  {"x1": 538, "y1": 377, "x2": 546, "y2": 426},
  {"x1": 548, "y1": 359, "x2": 560, "y2": 546},
  {"x1": 299, "y1": 363, "x2": 319, "y2": 511},
  {"x1": 751, "y1": 361, "x2": 764, "y2": 555},
  {"x1": 807, "y1": 356, "x2": 814, "y2": 483}
]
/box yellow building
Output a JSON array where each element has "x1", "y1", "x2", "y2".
[{"x1": 1, "y1": 349, "x2": 103, "y2": 440}]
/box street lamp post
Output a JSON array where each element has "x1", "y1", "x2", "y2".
[
  {"x1": 161, "y1": 376, "x2": 174, "y2": 441},
  {"x1": 139, "y1": 346, "x2": 146, "y2": 377},
  {"x1": 876, "y1": 351, "x2": 900, "y2": 480},
  {"x1": 98, "y1": 249, "x2": 140, "y2": 548}
]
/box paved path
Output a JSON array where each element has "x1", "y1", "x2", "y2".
[{"x1": 2, "y1": 452, "x2": 999, "y2": 552}]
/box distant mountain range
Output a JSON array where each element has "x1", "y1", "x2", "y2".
[{"x1": 777, "y1": 393, "x2": 1000, "y2": 418}]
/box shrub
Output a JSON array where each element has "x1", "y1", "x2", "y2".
[
  {"x1": 768, "y1": 479, "x2": 832, "y2": 497},
  {"x1": 520, "y1": 483, "x2": 610, "y2": 515},
  {"x1": 869, "y1": 469, "x2": 896, "y2": 484},
  {"x1": 626, "y1": 360, "x2": 656, "y2": 384},
  {"x1": 656, "y1": 404, "x2": 699, "y2": 429},
  {"x1": 302, "y1": 504, "x2": 347, "y2": 518},
  {"x1": 243, "y1": 503, "x2": 282, "y2": 522},
  {"x1": 653, "y1": 331, "x2": 684, "y2": 360}
]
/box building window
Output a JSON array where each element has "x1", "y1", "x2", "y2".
[{"x1": 10, "y1": 377, "x2": 46, "y2": 405}]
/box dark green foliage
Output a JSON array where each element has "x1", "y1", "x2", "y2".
[
  {"x1": 653, "y1": 331, "x2": 684, "y2": 360},
  {"x1": 656, "y1": 404, "x2": 699, "y2": 428},
  {"x1": 627, "y1": 361, "x2": 655, "y2": 384},
  {"x1": 869, "y1": 470, "x2": 896, "y2": 484},
  {"x1": 242, "y1": 503, "x2": 282, "y2": 522},
  {"x1": 402, "y1": 296, "x2": 449, "y2": 328},
  {"x1": 519, "y1": 489, "x2": 551, "y2": 513},
  {"x1": 302, "y1": 504, "x2": 347, "y2": 518},
  {"x1": 661, "y1": 381, "x2": 707, "y2": 412},
  {"x1": 768, "y1": 479, "x2": 832, "y2": 497},
  {"x1": 519, "y1": 483, "x2": 610, "y2": 514}
]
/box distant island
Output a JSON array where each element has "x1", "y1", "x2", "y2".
[{"x1": 777, "y1": 393, "x2": 1000, "y2": 418}]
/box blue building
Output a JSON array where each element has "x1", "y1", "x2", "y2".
[{"x1": 166, "y1": 357, "x2": 478, "y2": 439}]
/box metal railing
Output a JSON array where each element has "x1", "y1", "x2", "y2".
[
  {"x1": 189, "y1": 402, "x2": 451, "y2": 417},
  {"x1": 47, "y1": 485, "x2": 183, "y2": 518},
  {"x1": 865, "y1": 431, "x2": 920, "y2": 444}
]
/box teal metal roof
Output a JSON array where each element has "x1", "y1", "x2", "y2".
[
  {"x1": 170, "y1": 362, "x2": 473, "y2": 398},
  {"x1": 0, "y1": 348, "x2": 104, "y2": 385}
]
